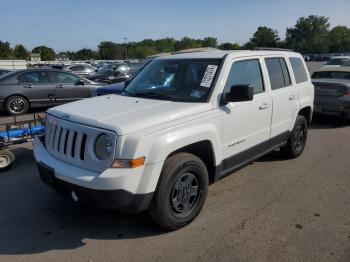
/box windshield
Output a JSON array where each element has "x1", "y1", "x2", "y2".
[{"x1": 123, "y1": 59, "x2": 221, "y2": 102}]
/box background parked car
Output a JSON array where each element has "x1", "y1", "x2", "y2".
[
  {"x1": 312, "y1": 67, "x2": 350, "y2": 80},
  {"x1": 323, "y1": 56, "x2": 350, "y2": 67},
  {"x1": 63, "y1": 64, "x2": 97, "y2": 77},
  {"x1": 88, "y1": 63, "x2": 143, "y2": 84},
  {"x1": 312, "y1": 79, "x2": 350, "y2": 119},
  {"x1": 341, "y1": 60, "x2": 350, "y2": 67},
  {"x1": 94, "y1": 82, "x2": 125, "y2": 96},
  {"x1": 0, "y1": 69, "x2": 103, "y2": 115},
  {"x1": 0, "y1": 69, "x2": 11, "y2": 77}
]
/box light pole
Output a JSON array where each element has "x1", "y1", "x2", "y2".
[{"x1": 123, "y1": 37, "x2": 128, "y2": 59}]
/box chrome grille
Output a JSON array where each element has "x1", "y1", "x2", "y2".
[{"x1": 45, "y1": 115, "x2": 116, "y2": 172}]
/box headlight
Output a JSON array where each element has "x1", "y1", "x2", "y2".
[{"x1": 94, "y1": 133, "x2": 114, "y2": 160}]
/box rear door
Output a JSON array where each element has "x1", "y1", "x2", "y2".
[
  {"x1": 49, "y1": 71, "x2": 91, "y2": 104},
  {"x1": 264, "y1": 57, "x2": 300, "y2": 142},
  {"x1": 17, "y1": 71, "x2": 55, "y2": 106}
]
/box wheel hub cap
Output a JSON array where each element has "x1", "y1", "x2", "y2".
[
  {"x1": 170, "y1": 172, "x2": 201, "y2": 217},
  {"x1": 9, "y1": 98, "x2": 25, "y2": 113},
  {"x1": 0, "y1": 155, "x2": 10, "y2": 168},
  {"x1": 294, "y1": 125, "x2": 306, "y2": 151}
]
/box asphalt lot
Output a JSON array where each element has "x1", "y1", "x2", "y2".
[{"x1": 0, "y1": 114, "x2": 349, "y2": 262}]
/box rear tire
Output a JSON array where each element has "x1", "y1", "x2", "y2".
[
  {"x1": 281, "y1": 115, "x2": 308, "y2": 159},
  {"x1": 5, "y1": 95, "x2": 29, "y2": 115},
  {"x1": 0, "y1": 150, "x2": 15, "y2": 172},
  {"x1": 148, "y1": 153, "x2": 208, "y2": 230}
]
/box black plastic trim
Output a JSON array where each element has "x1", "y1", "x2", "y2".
[
  {"x1": 37, "y1": 161, "x2": 153, "y2": 213},
  {"x1": 214, "y1": 131, "x2": 290, "y2": 181}
]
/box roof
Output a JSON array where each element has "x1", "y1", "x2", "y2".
[
  {"x1": 156, "y1": 50, "x2": 301, "y2": 60},
  {"x1": 314, "y1": 67, "x2": 350, "y2": 73}
]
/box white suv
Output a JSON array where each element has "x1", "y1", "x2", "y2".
[{"x1": 33, "y1": 50, "x2": 314, "y2": 230}]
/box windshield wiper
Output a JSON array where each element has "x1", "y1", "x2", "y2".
[{"x1": 132, "y1": 92, "x2": 173, "y2": 100}]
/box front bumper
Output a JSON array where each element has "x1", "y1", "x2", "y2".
[{"x1": 33, "y1": 139, "x2": 162, "y2": 212}]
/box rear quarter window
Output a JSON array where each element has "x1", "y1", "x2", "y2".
[{"x1": 289, "y1": 57, "x2": 308, "y2": 83}]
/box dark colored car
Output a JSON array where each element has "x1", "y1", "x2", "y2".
[
  {"x1": 0, "y1": 69, "x2": 11, "y2": 77},
  {"x1": 95, "y1": 82, "x2": 125, "y2": 96},
  {"x1": 312, "y1": 79, "x2": 350, "y2": 119},
  {"x1": 63, "y1": 64, "x2": 97, "y2": 77},
  {"x1": 0, "y1": 69, "x2": 103, "y2": 115},
  {"x1": 88, "y1": 63, "x2": 143, "y2": 84},
  {"x1": 312, "y1": 67, "x2": 350, "y2": 80}
]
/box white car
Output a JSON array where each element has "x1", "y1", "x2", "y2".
[{"x1": 33, "y1": 50, "x2": 314, "y2": 230}]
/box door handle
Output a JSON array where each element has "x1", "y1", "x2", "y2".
[
  {"x1": 56, "y1": 85, "x2": 64, "y2": 88},
  {"x1": 23, "y1": 85, "x2": 33, "y2": 88},
  {"x1": 259, "y1": 102, "x2": 270, "y2": 110},
  {"x1": 289, "y1": 95, "x2": 296, "y2": 101}
]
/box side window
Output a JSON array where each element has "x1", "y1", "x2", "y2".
[
  {"x1": 69, "y1": 65, "x2": 84, "y2": 71},
  {"x1": 85, "y1": 66, "x2": 95, "y2": 71},
  {"x1": 265, "y1": 58, "x2": 291, "y2": 90},
  {"x1": 17, "y1": 71, "x2": 50, "y2": 83},
  {"x1": 113, "y1": 70, "x2": 125, "y2": 77},
  {"x1": 289, "y1": 57, "x2": 308, "y2": 83},
  {"x1": 225, "y1": 59, "x2": 264, "y2": 94},
  {"x1": 51, "y1": 72, "x2": 81, "y2": 84}
]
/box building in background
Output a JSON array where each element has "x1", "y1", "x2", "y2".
[{"x1": 30, "y1": 53, "x2": 41, "y2": 62}]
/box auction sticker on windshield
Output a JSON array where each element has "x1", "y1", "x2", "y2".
[{"x1": 200, "y1": 65, "x2": 218, "y2": 88}]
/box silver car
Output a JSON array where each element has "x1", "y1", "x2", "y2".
[{"x1": 64, "y1": 64, "x2": 97, "y2": 78}]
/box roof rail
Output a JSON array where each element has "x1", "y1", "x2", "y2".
[
  {"x1": 172, "y1": 47, "x2": 220, "y2": 54},
  {"x1": 253, "y1": 47, "x2": 293, "y2": 52}
]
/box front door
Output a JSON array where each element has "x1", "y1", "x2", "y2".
[
  {"x1": 221, "y1": 58, "x2": 272, "y2": 174},
  {"x1": 49, "y1": 71, "x2": 90, "y2": 104}
]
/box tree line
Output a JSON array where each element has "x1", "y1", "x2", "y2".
[{"x1": 1, "y1": 15, "x2": 350, "y2": 61}]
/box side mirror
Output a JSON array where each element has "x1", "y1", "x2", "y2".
[
  {"x1": 223, "y1": 85, "x2": 253, "y2": 103},
  {"x1": 76, "y1": 79, "x2": 85, "y2": 86}
]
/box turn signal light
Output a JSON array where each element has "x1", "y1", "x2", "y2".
[{"x1": 112, "y1": 157, "x2": 145, "y2": 168}]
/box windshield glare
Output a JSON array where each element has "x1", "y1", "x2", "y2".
[{"x1": 123, "y1": 59, "x2": 221, "y2": 102}]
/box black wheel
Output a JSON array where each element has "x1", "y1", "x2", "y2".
[
  {"x1": 5, "y1": 95, "x2": 29, "y2": 115},
  {"x1": 0, "y1": 150, "x2": 15, "y2": 171},
  {"x1": 281, "y1": 115, "x2": 308, "y2": 159},
  {"x1": 102, "y1": 80, "x2": 112, "y2": 84},
  {"x1": 148, "y1": 153, "x2": 208, "y2": 230}
]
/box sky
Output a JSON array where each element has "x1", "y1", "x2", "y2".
[{"x1": 1, "y1": 0, "x2": 350, "y2": 52}]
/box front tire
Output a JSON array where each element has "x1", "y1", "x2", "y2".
[
  {"x1": 0, "y1": 150, "x2": 15, "y2": 171},
  {"x1": 148, "y1": 153, "x2": 209, "y2": 230},
  {"x1": 5, "y1": 95, "x2": 29, "y2": 115},
  {"x1": 281, "y1": 115, "x2": 308, "y2": 159}
]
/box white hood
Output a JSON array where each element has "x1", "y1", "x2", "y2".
[{"x1": 48, "y1": 95, "x2": 212, "y2": 135}]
